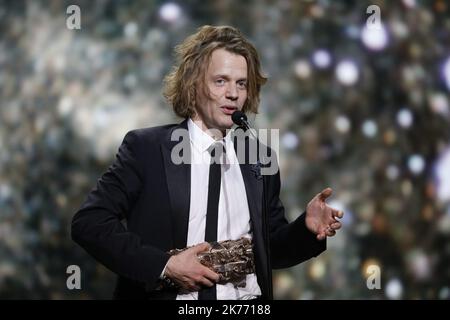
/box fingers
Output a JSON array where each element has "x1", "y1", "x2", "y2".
[
  {"x1": 178, "y1": 267, "x2": 219, "y2": 291},
  {"x1": 202, "y1": 265, "x2": 220, "y2": 282},
  {"x1": 183, "y1": 269, "x2": 219, "y2": 292},
  {"x1": 316, "y1": 232, "x2": 326, "y2": 241},
  {"x1": 166, "y1": 243, "x2": 217, "y2": 292},
  {"x1": 330, "y1": 221, "x2": 341, "y2": 230},
  {"x1": 317, "y1": 230, "x2": 336, "y2": 240},
  {"x1": 194, "y1": 244, "x2": 220, "y2": 282},
  {"x1": 188, "y1": 267, "x2": 219, "y2": 291},
  {"x1": 318, "y1": 187, "x2": 333, "y2": 201},
  {"x1": 317, "y1": 223, "x2": 340, "y2": 240}
]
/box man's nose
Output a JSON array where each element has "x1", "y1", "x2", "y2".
[{"x1": 225, "y1": 84, "x2": 238, "y2": 101}]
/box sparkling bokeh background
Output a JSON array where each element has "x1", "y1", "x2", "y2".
[{"x1": 0, "y1": 0, "x2": 449, "y2": 299}]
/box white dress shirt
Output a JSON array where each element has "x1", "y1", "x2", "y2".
[{"x1": 176, "y1": 119, "x2": 262, "y2": 300}]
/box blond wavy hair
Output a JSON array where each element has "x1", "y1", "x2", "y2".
[{"x1": 163, "y1": 25, "x2": 267, "y2": 118}]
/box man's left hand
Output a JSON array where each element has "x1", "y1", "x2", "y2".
[{"x1": 305, "y1": 187, "x2": 344, "y2": 240}]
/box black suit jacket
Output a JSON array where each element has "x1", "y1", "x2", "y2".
[{"x1": 71, "y1": 119, "x2": 326, "y2": 299}]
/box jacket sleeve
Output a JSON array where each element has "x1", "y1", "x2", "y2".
[
  {"x1": 71, "y1": 130, "x2": 170, "y2": 290},
  {"x1": 266, "y1": 166, "x2": 326, "y2": 269}
]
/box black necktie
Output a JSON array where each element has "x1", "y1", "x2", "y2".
[{"x1": 198, "y1": 142, "x2": 224, "y2": 300}]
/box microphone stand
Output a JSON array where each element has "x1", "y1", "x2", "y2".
[{"x1": 240, "y1": 121, "x2": 273, "y2": 300}]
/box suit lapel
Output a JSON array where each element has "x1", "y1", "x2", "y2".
[
  {"x1": 161, "y1": 119, "x2": 191, "y2": 249},
  {"x1": 240, "y1": 163, "x2": 263, "y2": 235},
  {"x1": 161, "y1": 122, "x2": 264, "y2": 251}
]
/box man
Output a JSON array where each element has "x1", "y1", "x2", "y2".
[{"x1": 71, "y1": 25, "x2": 343, "y2": 300}]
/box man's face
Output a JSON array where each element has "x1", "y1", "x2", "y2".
[{"x1": 193, "y1": 48, "x2": 248, "y2": 136}]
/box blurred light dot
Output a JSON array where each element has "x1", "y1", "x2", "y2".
[
  {"x1": 402, "y1": 0, "x2": 416, "y2": 8},
  {"x1": 124, "y1": 22, "x2": 138, "y2": 38},
  {"x1": 336, "y1": 60, "x2": 359, "y2": 86},
  {"x1": 310, "y1": 4, "x2": 325, "y2": 18},
  {"x1": 408, "y1": 250, "x2": 431, "y2": 280},
  {"x1": 402, "y1": 65, "x2": 416, "y2": 85},
  {"x1": 408, "y1": 154, "x2": 425, "y2": 175},
  {"x1": 434, "y1": 147, "x2": 450, "y2": 202},
  {"x1": 359, "y1": 202, "x2": 375, "y2": 221},
  {"x1": 437, "y1": 206, "x2": 450, "y2": 233},
  {"x1": 401, "y1": 179, "x2": 413, "y2": 196},
  {"x1": 312, "y1": 49, "x2": 331, "y2": 68},
  {"x1": 93, "y1": 108, "x2": 109, "y2": 129},
  {"x1": 355, "y1": 222, "x2": 371, "y2": 236},
  {"x1": 294, "y1": 60, "x2": 312, "y2": 79},
  {"x1": 362, "y1": 120, "x2": 377, "y2": 137},
  {"x1": 289, "y1": 34, "x2": 303, "y2": 48},
  {"x1": 58, "y1": 96, "x2": 73, "y2": 117},
  {"x1": 397, "y1": 108, "x2": 413, "y2": 128},
  {"x1": 299, "y1": 290, "x2": 314, "y2": 300},
  {"x1": 274, "y1": 272, "x2": 294, "y2": 293},
  {"x1": 281, "y1": 132, "x2": 299, "y2": 150},
  {"x1": 335, "y1": 115, "x2": 351, "y2": 133},
  {"x1": 386, "y1": 278, "x2": 403, "y2": 299},
  {"x1": 361, "y1": 24, "x2": 389, "y2": 51},
  {"x1": 439, "y1": 287, "x2": 450, "y2": 300},
  {"x1": 383, "y1": 129, "x2": 397, "y2": 145},
  {"x1": 55, "y1": 192, "x2": 67, "y2": 207},
  {"x1": 391, "y1": 21, "x2": 409, "y2": 39},
  {"x1": 0, "y1": 262, "x2": 15, "y2": 278},
  {"x1": 410, "y1": 43, "x2": 423, "y2": 59},
  {"x1": 159, "y1": 3, "x2": 182, "y2": 23},
  {"x1": 0, "y1": 183, "x2": 12, "y2": 200},
  {"x1": 442, "y1": 56, "x2": 450, "y2": 91},
  {"x1": 386, "y1": 164, "x2": 400, "y2": 180},
  {"x1": 361, "y1": 258, "x2": 380, "y2": 278},
  {"x1": 411, "y1": 91, "x2": 423, "y2": 106},
  {"x1": 435, "y1": 0, "x2": 447, "y2": 12},
  {"x1": 123, "y1": 74, "x2": 137, "y2": 88},
  {"x1": 54, "y1": 55, "x2": 66, "y2": 71},
  {"x1": 34, "y1": 116, "x2": 46, "y2": 134},
  {"x1": 422, "y1": 204, "x2": 434, "y2": 221},
  {"x1": 277, "y1": 80, "x2": 293, "y2": 95},
  {"x1": 429, "y1": 93, "x2": 449, "y2": 115}
]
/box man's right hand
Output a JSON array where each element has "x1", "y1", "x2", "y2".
[{"x1": 164, "y1": 242, "x2": 220, "y2": 292}]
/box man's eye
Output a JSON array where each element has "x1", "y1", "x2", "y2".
[
  {"x1": 237, "y1": 81, "x2": 247, "y2": 88},
  {"x1": 215, "y1": 79, "x2": 225, "y2": 85}
]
